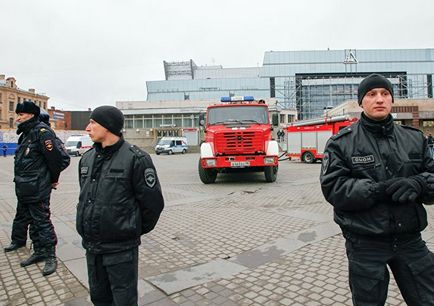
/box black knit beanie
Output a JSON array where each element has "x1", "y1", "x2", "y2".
[
  {"x1": 15, "y1": 101, "x2": 40, "y2": 116},
  {"x1": 90, "y1": 106, "x2": 124, "y2": 136},
  {"x1": 358, "y1": 74, "x2": 394, "y2": 105}
]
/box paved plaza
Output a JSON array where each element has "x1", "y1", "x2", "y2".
[{"x1": 1, "y1": 152, "x2": 434, "y2": 305}]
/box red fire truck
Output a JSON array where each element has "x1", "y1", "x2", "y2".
[
  {"x1": 198, "y1": 96, "x2": 279, "y2": 184},
  {"x1": 286, "y1": 115, "x2": 357, "y2": 163}
]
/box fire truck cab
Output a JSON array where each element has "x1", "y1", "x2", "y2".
[
  {"x1": 286, "y1": 115, "x2": 357, "y2": 163},
  {"x1": 199, "y1": 96, "x2": 279, "y2": 184}
]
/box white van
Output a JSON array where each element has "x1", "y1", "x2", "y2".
[
  {"x1": 155, "y1": 137, "x2": 188, "y2": 155},
  {"x1": 65, "y1": 135, "x2": 93, "y2": 156}
]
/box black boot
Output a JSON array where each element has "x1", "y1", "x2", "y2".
[
  {"x1": 42, "y1": 246, "x2": 57, "y2": 276},
  {"x1": 21, "y1": 242, "x2": 44, "y2": 267},
  {"x1": 42, "y1": 257, "x2": 57, "y2": 276},
  {"x1": 4, "y1": 241, "x2": 26, "y2": 252},
  {"x1": 20, "y1": 252, "x2": 45, "y2": 267}
]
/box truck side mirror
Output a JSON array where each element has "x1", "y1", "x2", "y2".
[
  {"x1": 199, "y1": 113, "x2": 205, "y2": 126},
  {"x1": 272, "y1": 114, "x2": 279, "y2": 126},
  {"x1": 77, "y1": 141, "x2": 82, "y2": 148}
]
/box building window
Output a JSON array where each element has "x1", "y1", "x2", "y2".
[
  {"x1": 174, "y1": 117, "x2": 182, "y2": 127},
  {"x1": 43, "y1": 102, "x2": 46, "y2": 109},
  {"x1": 125, "y1": 119, "x2": 133, "y2": 129},
  {"x1": 154, "y1": 116, "x2": 163, "y2": 127},
  {"x1": 18, "y1": 97, "x2": 21, "y2": 103},
  {"x1": 423, "y1": 120, "x2": 434, "y2": 127},
  {"x1": 9, "y1": 118, "x2": 14, "y2": 128},
  {"x1": 183, "y1": 116, "x2": 192, "y2": 127},
  {"x1": 144, "y1": 118, "x2": 153, "y2": 128},
  {"x1": 9, "y1": 101, "x2": 14, "y2": 111},
  {"x1": 163, "y1": 115, "x2": 172, "y2": 126},
  {"x1": 134, "y1": 119, "x2": 143, "y2": 129}
]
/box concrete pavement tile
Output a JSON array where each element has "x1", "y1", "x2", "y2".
[
  {"x1": 56, "y1": 240, "x2": 86, "y2": 261},
  {"x1": 62, "y1": 258, "x2": 88, "y2": 289},
  {"x1": 63, "y1": 296, "x2": 92, "y2": 305},
  {"x1": 146, "y1": 259, "x2": 247, "y2": 295}
]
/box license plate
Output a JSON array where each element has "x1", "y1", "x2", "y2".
[{"x1": 231, "y1": 161, "x2": 250, "y2": 168}]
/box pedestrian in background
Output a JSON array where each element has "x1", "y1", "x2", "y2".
[
  {"x1": 5, "y1": 101, "x2": 69, "y2": 276},
  {"x1": 2, "y1": 144, "x2": 7, "y2": 157},
  {"x1": 76, "y1": 106, "x2": 164, "y2": 305},
  {"x1": 320, "y1": 74, "x2": 434, "y2": 305},
  {"x1": 427, "y1": 133, "x2": 434, "y2": 157}
]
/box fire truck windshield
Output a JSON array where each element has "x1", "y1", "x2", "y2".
[{"x1": 208, "y1": 106, "x2": 268, "y2": 125}]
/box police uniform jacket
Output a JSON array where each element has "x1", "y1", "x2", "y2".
[
  {"x1": 76, "y1": 138, "x2": 164, "y2": 254},
  {"x1": 14, "y1": 117, "x2": 64, "y2": 203},
  {"x1": 320, "y1": 113, "x2": 434, "y2": 237}
]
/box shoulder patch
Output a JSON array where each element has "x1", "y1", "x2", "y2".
[
  {"x1": 40, "y1": 128, "x2": 47, "y2": 133},
  {"x1": 144, "y1": 168, "x2": 156, "y2": 188},
  {"x1": 401, "y1": 124, "x2": 423, "y2": 134},
  {"x1": 330, "y1": 127, "x2": 353, "y2": 140},
  {"x1": 129, "y1": 144, "x2": 146, "y2": 158}
]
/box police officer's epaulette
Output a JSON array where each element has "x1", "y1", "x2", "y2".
[
  {"x1": 330, "y1": 126, "x2": 353, "y2": 140},
  {"x1": 37, "y1": 122, "x2": 51, "y2": 134},
  {"x1": 82, "y1": 147, "x2": 94, "y2": 156},
  {"x1": 401, "y1": 124, "x2": 423, "y2": 134},
  {"x1": 38, "y1": 127, "x2": 54, "y2": 136},
  {"x1": 129, "y1": 145, "x2": 146, "y2": 158}
]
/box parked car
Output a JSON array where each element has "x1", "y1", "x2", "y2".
[
  {"x1": 155, "y1": 137, "x2": 188, "y2": 155},
  {"x1": 65, "y1": 135, "x2": 93, "y2": 156}
]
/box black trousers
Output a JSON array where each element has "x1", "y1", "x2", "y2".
[
  {"x1": 345, "y1": 233, "x2": 434, "y2": 306},
  {"x1": 86, "y1": 247, "x2": 138, "y2": 306},
  {"x1": 11, "y1": 199, "x2": 57, "y2": 251}
]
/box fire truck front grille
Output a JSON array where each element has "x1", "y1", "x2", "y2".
[{"x1": 215, "y1": 131, "x2": 264, "y2": 154}]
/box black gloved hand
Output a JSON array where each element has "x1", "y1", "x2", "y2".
[
  {"x1": 426, "y1": 174, "x2": 434, "y2": 190},
  {"x1": 386, "y1": 176, "x2": 426, "y2": 204},
  {"x1": 372, "y1": 178, "x2": 400, "y2": 201}
]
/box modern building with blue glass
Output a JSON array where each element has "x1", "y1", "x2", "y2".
[{"x1": 146, "y1": 49, "x2": 434, "y2": 119}]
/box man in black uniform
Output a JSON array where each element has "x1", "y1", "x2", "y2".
[
  {"x1": 76, "y1": 106, "x2": 164, "y2": 305},
  {"x1": 5, "y1": 101, "x2": 68, "y2": 276},
  {"x1": 4, "y1": 109, "x2": 56, "y2": 255},
  {"x1": 320, "y1": 74, "x2": 434, "y2": 305}
]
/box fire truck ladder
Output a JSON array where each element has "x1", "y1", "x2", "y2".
[{"x1": 288, "y1": 115, "x2": 353, "y2": 127}]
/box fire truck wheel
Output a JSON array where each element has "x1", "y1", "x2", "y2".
[
  {"x1": 302, "y1": 152, "x2": 316, "y2": 164},
  {"x1": 198, "y1": 160, "x2": 217, "y2": 184},
  {"x1": 264, "y1": 166, "x2": 278, "y2": 182}
]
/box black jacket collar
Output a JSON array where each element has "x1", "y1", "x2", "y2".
[
  {"x1": 360, "y1": 113, "x2": 394, "y2": 136},
  {"x1": 94, "y1": 137, "x2": 125, "y2": 157},
  {"x1": 16, "y1": 117, "x2": 39, "y2": 135}
]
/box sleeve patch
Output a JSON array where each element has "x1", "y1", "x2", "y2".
[
  {"x1": 322, "y1": 152, "x2": 330, "y2": 174},
  {"x1": 144, "y1": 168, "x2": 156, "y2": 188},
  {"x1": 44, "y1": 139, "x2": 53, "y2": 151}
]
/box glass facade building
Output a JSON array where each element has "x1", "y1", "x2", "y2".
[{"x1": 147, "y1": 49, "x2": 434, "y2": 119}]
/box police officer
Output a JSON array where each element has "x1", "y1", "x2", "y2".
[
  {"x1": 4, "y1": 109, "x2": 55, "y2": 255},
  {"x1": 320, "y1": 74, "x2": 434, "y2": 305},
  {"x1": 76, "y1": 106, "x2": 164, "y2": 305},
  {"x1": 5, "y1": 101, "x2": 68, "y2": 276}
]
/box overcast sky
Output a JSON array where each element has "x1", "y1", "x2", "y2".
[{"x1": 2, "y1": 0, "x2": 434, "y2": 110}]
